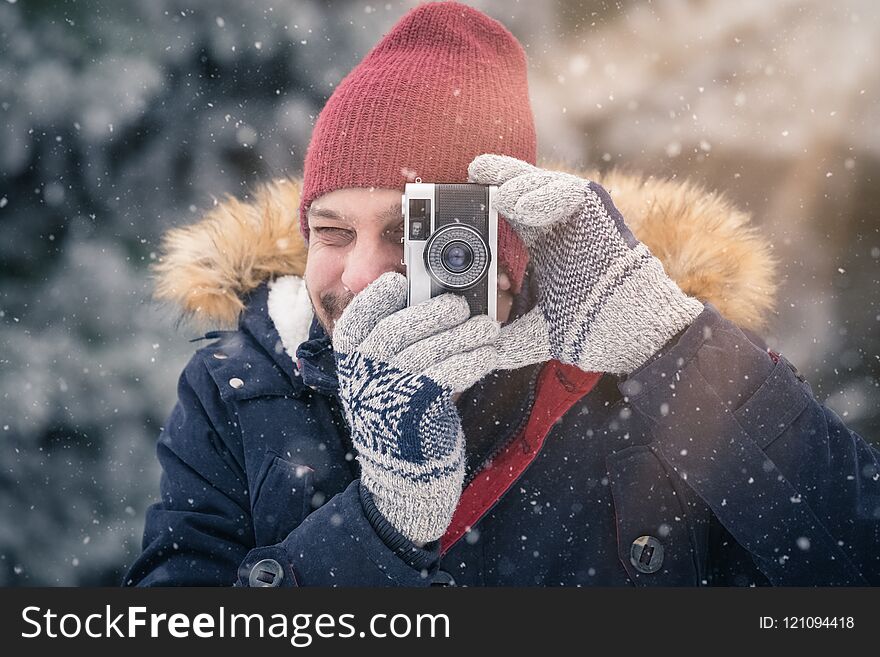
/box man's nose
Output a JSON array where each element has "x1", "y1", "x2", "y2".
[{"x1": 340, "y1": 239, "x2": 405, "y2": 295}]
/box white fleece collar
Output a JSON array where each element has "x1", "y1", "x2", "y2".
[{"x1": 267, "y1": 275, "x2": 314, "y2": 361}]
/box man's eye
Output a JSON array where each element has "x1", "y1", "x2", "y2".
[{"x1": 314, "y1": 227, "x2": 353, "y2": 242}]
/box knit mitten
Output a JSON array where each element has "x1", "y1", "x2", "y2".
[
  {"x1": 468, "y1": 154, "x2": 704, "y2": 375},
  {"x1": 332, "y1": 272, "x2": 500, "y2": 544}
]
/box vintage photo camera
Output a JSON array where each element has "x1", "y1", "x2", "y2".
[{"x1": 402, "y1": 182, "x2": 498, "y2": 320}]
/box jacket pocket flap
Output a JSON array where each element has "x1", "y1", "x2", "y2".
[{"x1": 606, "y1": 446, "x2": 705, "y2": 586}]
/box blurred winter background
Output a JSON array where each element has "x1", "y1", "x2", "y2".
[{"x1": 0, "y1": 0, "x2": 877, "y2": 585}]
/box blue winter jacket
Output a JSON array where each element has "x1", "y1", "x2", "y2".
[{"x1": 123, "y1": 278, "x2": 880, "y2": 587}]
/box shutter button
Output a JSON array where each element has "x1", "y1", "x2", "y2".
[
  {"x1": 630, "y1": 535, "x2": 664, "y2": 574},
  {"x1": 248, "y1": 558, "x2": 284, "y2": 587}
]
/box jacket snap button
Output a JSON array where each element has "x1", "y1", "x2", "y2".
[
  {"x1": 248, "y1": 558, "x2": 284, "y2": 587},
  {"x1": 212, "y1": 352, "x2": 228, "y2": 360},
  {"x1": 630, "y1": 535, "x2": 664, "y2": 574},
  {"x1": 229, "y1": 377, "x2": 244, "y2": 389}
]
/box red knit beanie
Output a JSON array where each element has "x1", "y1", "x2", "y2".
[{"x1": 299, "y1": 1, "x2": 536, "y2": 292}]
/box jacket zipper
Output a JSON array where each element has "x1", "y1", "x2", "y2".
[{"x1": 461, "y1": 365, "x2": 543, "y2": 489}]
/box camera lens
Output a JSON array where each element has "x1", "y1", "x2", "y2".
[
  {"x1": 423, "y1": 224, "x2": 489, "y2": 290},
  {"x1": 441, "y1": 241, "x2": 474, "y2": 273}
]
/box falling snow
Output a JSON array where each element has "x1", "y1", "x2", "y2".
[{"x1": 1, "y1": 0, "x2": 877, "y2": 587}]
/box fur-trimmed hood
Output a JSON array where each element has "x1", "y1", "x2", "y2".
[{"x1": 151, "y1": 165, "x2": 778, "y2": 346}]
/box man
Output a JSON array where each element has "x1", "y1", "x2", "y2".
[{"x1": 125, "y1": 2, "x2": 879, "y2": 586}]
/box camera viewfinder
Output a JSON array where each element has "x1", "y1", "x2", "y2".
[{"x1": 408, "y1": 198, "x2": 430, "y2": 240}]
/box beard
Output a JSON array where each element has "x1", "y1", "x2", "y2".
[{"x1": 311, "y1": 287, "x2": 355, "y2": 336}]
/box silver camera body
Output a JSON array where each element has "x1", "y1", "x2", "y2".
[{"x1": 402, "y1": 182, "x2": 498, "y2": 320}]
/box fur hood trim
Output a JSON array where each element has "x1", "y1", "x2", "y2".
[
  {"x1": 152, "y1": 179, "x2": 308, "y2": 330},
  {"x1": 151, "y1": 165, "x2": 777, "y2": 334}
]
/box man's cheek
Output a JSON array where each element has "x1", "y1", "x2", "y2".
[{"x1": 304, "y1": 250, "x2": 337, "y2": 291}]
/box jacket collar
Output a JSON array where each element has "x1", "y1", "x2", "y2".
[
  {"x1": 236, "y1": 275, "x2": 338, "y2": 397},
  {"x1": 237, "y1": 282, "x2": 306, "y2": 393},
  {"x1": 295, "y1": 317, "x2": 338, "y2": 396}
]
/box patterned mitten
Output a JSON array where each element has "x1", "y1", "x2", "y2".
[
  {"x1": 468, "y1": 154, "x2": 704, "y2": 375},
  {"x1": 332, "y1": 272, "x2": 500, "y2": 544}
]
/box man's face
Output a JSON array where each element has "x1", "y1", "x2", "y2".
[{"x1": 304, "y1": 187, "x2": 515, "y2": 335}]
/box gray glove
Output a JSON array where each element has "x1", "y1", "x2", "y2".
[
  {"x1": 468, "y1": 154, "x2": 704, "y2": 375},
  {"x1": 332, "y1": 271, "x2": 500, "y2": 544}
]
